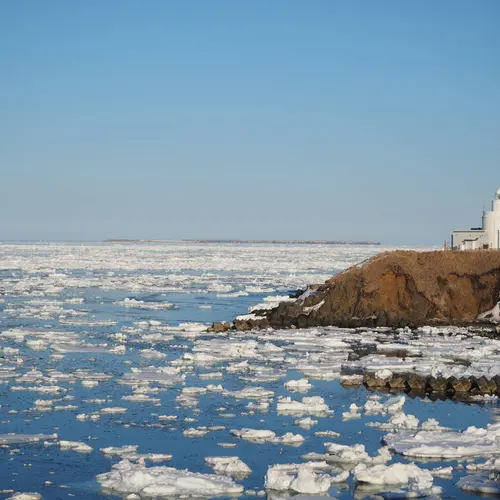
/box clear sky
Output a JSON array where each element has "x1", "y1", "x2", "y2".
[{"x1": 1, "y1": 1, "x2": 499, "y2": 244}]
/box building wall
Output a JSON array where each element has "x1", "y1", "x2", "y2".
[{"x1": 451, "y1": 230, "x2": 487, "y2": 250}]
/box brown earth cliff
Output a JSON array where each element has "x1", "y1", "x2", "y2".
[{"x1": 233, "y1": 250, "x2": 500, "y2": 330}]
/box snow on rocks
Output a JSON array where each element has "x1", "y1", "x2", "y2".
[{"x1": 96, "y1": 459, "x2": 244, "y2": 497}]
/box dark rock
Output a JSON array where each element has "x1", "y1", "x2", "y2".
[
  {"x1": 492, "y1": 375, "x2": 500, "y2": 394},
  {"x1": 427, "y1": 376, "x2": 448, "y2": 393},
  {"x1": 363, "y1": 374, "x2": 388, "y2": 388},
  {"x1": 475, "y1": 376, "x2": 498, "y2": 394},
  {"x1": 210, "y1": 321, "x2": 230, "y2": 333},
  {"x1": 447, "y1": 377, "x2": 473, "y2": 393},
  {"x1": 388, "y1": 375, "x2": 407, "y2": 389},
  {"x1": 406, "y1": 374, "x2": 427, "y2": 391}
]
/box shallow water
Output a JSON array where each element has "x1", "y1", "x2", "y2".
[{"x1": 0, "y1": 242, "x2": 498, "y2": 499}]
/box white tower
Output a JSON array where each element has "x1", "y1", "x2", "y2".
[{"x1": 485, "y1": 188, "x2": 500, "y2": 249}]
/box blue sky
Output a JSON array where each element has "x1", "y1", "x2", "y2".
[{"x1": 1, "y1": 1, "x2": 499, "y2": 244}]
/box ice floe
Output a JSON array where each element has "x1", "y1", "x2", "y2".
[{"x1": 97, "y1": 459, "x2": 244, "y2": 497}]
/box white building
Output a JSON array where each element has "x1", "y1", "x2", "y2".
[{"x1": 452, "y1": 188, "x2": 500, "y2": 250}]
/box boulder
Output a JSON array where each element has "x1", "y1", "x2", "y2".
[
  {"x1": 406, "y1": 374, "x2": 427, "y2": 391},
  {"x1": 447, "y1": 377, "x2": 473, "y2": 393},
  {"x1": 210, "y1": 321, "x2": 231, "y2": 333},
  {"x1": 474, "y1": 376, "x2": 497, "y2": 395},
  {"x1": 388, "y1": 375, "x2": 407, "y2": 389}
]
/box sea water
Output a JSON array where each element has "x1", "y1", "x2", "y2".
[{"x1": 0, "y1": 242, "x2": 498, "y2": 499}]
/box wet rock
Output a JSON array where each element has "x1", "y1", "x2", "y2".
[
  {"x1": 492, "y1": 375, "x2": 500, "y2": 394},
  {"x1": 388, "y1": 375, "x2": 407, "y2": 389},
  {"x1": 210, "y1": 321, "x2": 231, "y2": 333},
  {"x1": 340, "y1": 375, "x2": 364, "y2": 387},
  {"x1": 447, "y1": 377, "x2": 473, "y2": 393},
  {"x1": 475, "y1": 376, "x2": 498, "y2": 394},
  {"x1": 363, "y1": 374, "x2": 388, "y2": 388},
  {"x1": 406, "y1": 374, "x2": 427, "y2": 391},
  {"x1": 427, "y1": 376, "x2": 448, "y2": 393},
  {"x1": 233, "y1": 317, "x2": 270, "y2": 331}
]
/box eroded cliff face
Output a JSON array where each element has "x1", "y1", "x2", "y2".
[{"x1": 235, "y1": 251, "x2": 500, "y2": 330}]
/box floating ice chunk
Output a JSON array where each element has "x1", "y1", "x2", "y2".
[
  {"x1": 430, "y1": 466, "x2": 453, "y2": 477},
  {"x1": 265, "y1": 462, "x2": 340, "y2": 493},
  {"x1": 0, "y1": 433, "x2": 58, "y2": 445},
  {"x1": 342, "y1": 403, "x2": 362, "y2": 420},
  {"x1": 458, "y1": 474, "x2": 500, "y2": 494},
  {"x1": 230, "y1": 428, "x2": 304, "y2": 446},
  {"x1": 100, "y1": 407, "x2": 127, "y2": 415},
  {"x1": 7, "y1": 493, "x2": 42, "y2": 500},
  {"x1": 122, "y1": 393, "x2": 160, "y2": 403},
  {"x1": 204, "y1": 457, "x2": 251, "y2": 478},
  {"x1": 420, "y1": 418, "x2": 449, "y2": 431},
  {"x1": 101, "y1": 445, "x2": 140, "y2": 458},
  {"x1": 368, "y1": 412, "x2": 420, "y2": 432},
  {"x1": 326, "y1": 443, "x2": 391, "y2": 465},
  {"x1": 59, "y1": 440, "x2": 93, "y2": 453},
  {"x1": 81, "y1": 380, "x2": 99, "y2": 388},
  {"x1": 199, "y1": 372, "x2": 223, "y2": 380},
  {"x1": 290, "y1": 464, "x2": 331, "y2": 494},
  {"x1": 114, "y1": 298, "x2": 175, "y2": 310},
  {"x1": 466, "y1": 457, "x2": 500, "y2": 472},
  {"x1": 284, "y1": 379, "x2": 312, "y2": 393},
  {"x1": 384, "y1": 423, "x2": 500, "y2": 459},
  {"x1": 121, "y1": 367, "x2": 185, "y2": 386},
  {"x1": 96, "y1": 459, "x2": 244, "y2": 497},
  {"x1": 227, "y1": 386, "x2": 274, "y2": 400},
  {"x1": 315, "y1": 431, "x2": 341, "y2": 438},
  {"x1": 364, "y1": 395, "x2": 406, "y2": 415},
  {"x1": 354, "y1": 462, "x2": 439, "y2": 496},
  {"x1": 158, "y1": 415, "x2": 177, "y2": 421},
  {"x1": 101, "y1": 445, "x2": 172, "y2": 463},
  {"x1": 295, "y1": 417, "x2": 318, "y2": 429},
  {"x1": 184, "y1": 428, "x2": 209, "y2": 437},
  {"x1": 140, "y1": 349, "x2": 166, "y2": 360},
  {"x1": 303, "y1": 443, "x2": 391, "y2": 465},
  {"x1": 229, "y1": 428, "x2": 277, "y2": 442},
  {"x1": 277, "y1": 396, "x2": 330, "y2": 416},
  {"x1": 247, "y1": 401, "x2": 270, "y2": 412}
]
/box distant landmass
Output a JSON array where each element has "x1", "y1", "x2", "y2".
[{"x1": 103, "y1": 238, "x2": 381, "y2": 245}]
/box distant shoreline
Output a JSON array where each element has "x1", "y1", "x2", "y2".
[{"x1": 103, "y1": 238, "x2": 381, "y2": 245}]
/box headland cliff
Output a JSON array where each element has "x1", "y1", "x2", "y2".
[{"x1": 231, "y1": 250, "x2": 500, "y2": 330}]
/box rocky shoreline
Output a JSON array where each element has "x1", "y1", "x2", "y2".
[{"x1": 222, "y1": 250, "x2": 500, "y2": 332}]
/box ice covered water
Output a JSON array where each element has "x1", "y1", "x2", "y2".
[{"x1": 0, "y1": 241, "x2": 499, "y2": 499}]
